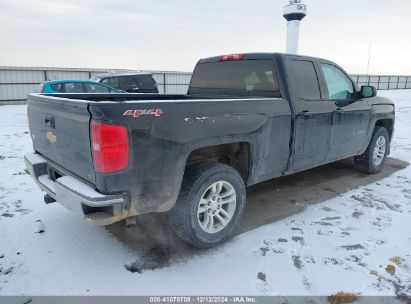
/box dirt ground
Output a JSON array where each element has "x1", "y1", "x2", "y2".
[{"x1": 108, "y1": 157, "x2": 409, "y2": 262}]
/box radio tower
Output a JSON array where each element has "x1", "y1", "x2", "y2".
[{"x1": 283, "y1": 0, "x2": 307, "y2": 54}]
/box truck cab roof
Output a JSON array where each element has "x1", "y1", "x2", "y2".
[{"x1": 92, "y1": 70, "x2": 152, "y2": 79}]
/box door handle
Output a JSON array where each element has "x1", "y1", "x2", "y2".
[
  {"x1": 297, "y1": 110, "x2": 313, "y2": 119},
  {"x1": 335, "y1": 108, "x2": 344, "y2": 114},
  {"x1": 45, "y1": 115, "x2": 55, "y2": 128}
]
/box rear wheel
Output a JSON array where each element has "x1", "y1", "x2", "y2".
[
  {"x1": 354, "y1": 127, "x2": 390, "y2": 174},
  {"x1": 168, "y1": 162, "x2": 246, "y2": 248}
]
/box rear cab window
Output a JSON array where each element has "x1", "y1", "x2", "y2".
[{"x1": 189, "y1": 60, "x2": 281, "y2": 97}]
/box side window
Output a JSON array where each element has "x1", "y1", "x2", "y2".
[
  {"x1": 50, "y1": 83, "x2": 62, "y2": 92},
  {"x1": 101, "y1": 77, "x2": 119, "y2": 89},
  {"x1": 321, "y1": 64, "x2": 354, "y2": 100},
  {"x1": 118, "y1": 76, "x2": 137, "y2": 91},
  {"x1": 291, "y1": 60, "x2": 321, "y2": 100},
  {"x1": 63, "y1": 83, "x2": 84, "y2": 93},
  {"x1": 84, "y1": 83, "x2": 110, "y2": 93},
  {"x1": 134, "y1": 75, "x2": 157, "y2": 89}
]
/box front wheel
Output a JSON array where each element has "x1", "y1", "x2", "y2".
[
  {"x1": 354, "y1": 127, "x2": 390, "y2": 174},
  {"x1": 168, "y1": 162, "x2": 246, "y2": 248}
]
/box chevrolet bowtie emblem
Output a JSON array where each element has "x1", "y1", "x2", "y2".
[{"x1": 46, "y1": 131, "x2": 57, "y2": 143}]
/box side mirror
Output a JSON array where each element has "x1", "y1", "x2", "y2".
[{"x1": 360, "y1": 85, "x2": 377, "y2": 98}]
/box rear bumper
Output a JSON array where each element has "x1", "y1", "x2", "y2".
[{"x1": 24, "y1": 152, "x2": 128, "y2": 226}]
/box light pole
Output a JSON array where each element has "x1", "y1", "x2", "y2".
[{"x1": 283, "y1": 0, "x2": 307, "y2": 54}]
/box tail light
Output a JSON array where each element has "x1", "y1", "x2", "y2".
[
  {"x1": 91, "y1": 121, "x2": 129, "y2": 173},
  {"x1": 219, "y1": 54, "x2": 244, "y2": 61}
]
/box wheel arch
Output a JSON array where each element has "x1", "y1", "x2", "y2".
[
  {"x1": 185, "y1": 141, "x2": 253, "y2": 184},
  {"x1": 374, "y1": 118, "x2": 394, "y2": 140}
]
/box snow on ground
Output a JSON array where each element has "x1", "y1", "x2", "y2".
[{"x1": 0, "y1": 90, "x2": 410, "y2": 296}]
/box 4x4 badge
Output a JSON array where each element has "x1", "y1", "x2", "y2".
[{"x1": 123, "y1": 109, "x2": 163, "y2": 118}]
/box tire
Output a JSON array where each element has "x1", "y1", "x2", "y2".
[
  {"x1": 168, "y1": 162, "x2": 246, "y2": 248},
  {"x1": 354, "y1": 127, "x2": 390, "y2": 174}
]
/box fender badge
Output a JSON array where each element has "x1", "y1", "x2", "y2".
[
  {"x1": 46, "y1": 131, "x2": 57, "y2": 143},
  {"x1": 123, "y1": 109, "x2": 163, "y2": 118}
]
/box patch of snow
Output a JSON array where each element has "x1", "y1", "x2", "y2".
[
  {"x1": 37, "y1": 174, "x2": 56, "y2": 194},
  {"x1": 24, "y1": 152, "x2": 46, "y2": 165},
  {"x1": 57, "y1": 176, "x2": 105, "y2": 199}
]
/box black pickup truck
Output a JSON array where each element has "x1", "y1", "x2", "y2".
[{"x1": 25, "y1": 53, "x2": 395, "y2": 248}]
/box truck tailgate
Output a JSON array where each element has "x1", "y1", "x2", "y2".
[{"x1": 27, "y1": 95, "x2": 95, "y2": 184}]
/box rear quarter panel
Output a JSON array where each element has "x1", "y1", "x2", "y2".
[{"x1": 89, "y1": 97, "x2": 292, "y2": 215}]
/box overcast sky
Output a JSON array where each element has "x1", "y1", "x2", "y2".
[{"x1": 1, "y1": 0, "x2": 410, "y2": 74}]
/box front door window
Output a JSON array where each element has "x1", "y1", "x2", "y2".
[{"x1": 321, "y1": 64, "x2": 354, "y2": 100}]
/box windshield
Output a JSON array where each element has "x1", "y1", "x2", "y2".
[{"x1": 90, "y1": 75, "x2": 101, "y2": 82}]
